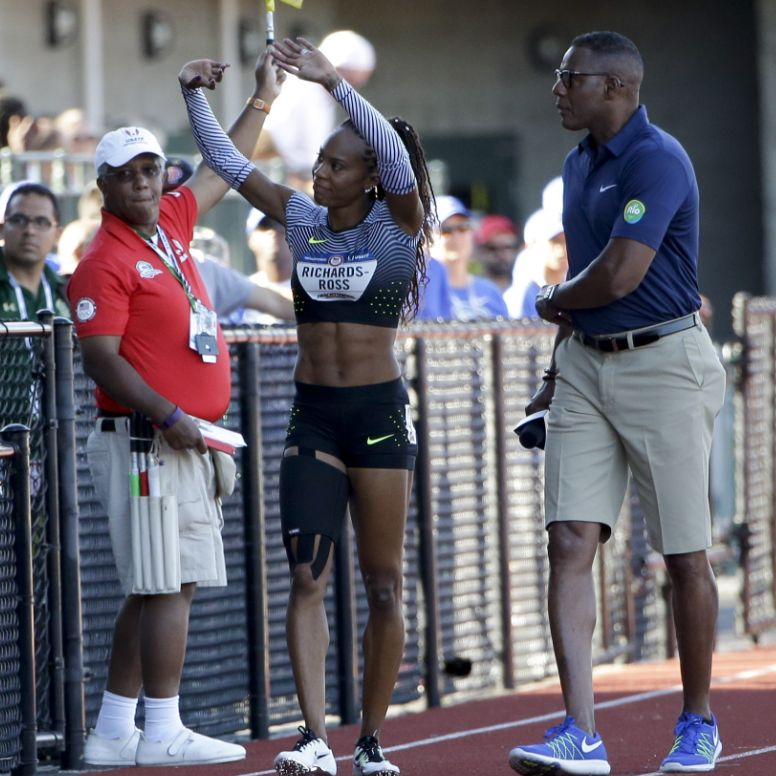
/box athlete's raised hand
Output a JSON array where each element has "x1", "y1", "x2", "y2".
[
  {"x1": 272, "y1": 37, "x2": 341, "y2": 91},
  {"x1": 253, "y1": 46, "x2": 287, "y2": 102},
  {"x1": 178, "y1": 59, "x2": 230, "y2": 90}
]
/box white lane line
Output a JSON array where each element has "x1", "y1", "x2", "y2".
[
  {"x1": 636, "y1": 743, "x2": 776, "y2": 776},
  {"x1": 234, "y1": 663, "x2": 776, "y2": 776}
]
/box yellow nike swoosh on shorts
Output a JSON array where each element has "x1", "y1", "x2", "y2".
[
  {"x1": 308, "y1": 237, "x2": 328, "y2": 244},
  {"x1": 366, "y1": 434, "x2": 395, "y2": 445}
]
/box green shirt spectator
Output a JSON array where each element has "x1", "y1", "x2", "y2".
[
  {"x1": 0, "y1": 182, "x2": 70, "y2": 320},
  {"x1": 0, "y1": 246, "x2": 69, "y2": 319}
]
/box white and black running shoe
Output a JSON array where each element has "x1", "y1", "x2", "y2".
[
  {"x1": 274, "y1": 726, "x2": 336, "y2": 775},
  {"x1": 352, "y1": 734, "x2": 399, "y2": 776}
]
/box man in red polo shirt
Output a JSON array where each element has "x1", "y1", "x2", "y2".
[{"x1": 68, "y1": 54, "x2": 283, "y2": 767}]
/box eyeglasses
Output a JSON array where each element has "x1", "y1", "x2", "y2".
[
  {"x1": 103, "y1": 164, "x2": 163, "y2": 184},
  {"x1": 441, "y1": 221, "x2": 472, "y2": 235},
  {"x1": 483, "y1": 242, "x2": 518, "y2": 253},
  {"x1": 4, "y1": 214, "x2": 57, "y2": 230},
  {"x1": 554, "y1": 69, "x2": 624, "y2": 89}
]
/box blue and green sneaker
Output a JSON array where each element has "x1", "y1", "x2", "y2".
[
  {"x1": 660, "y1": 712, "x2": 722, "y2": 772},
  {"x1": 508, "y1": 715, "x2": 610, "y2": 775}
]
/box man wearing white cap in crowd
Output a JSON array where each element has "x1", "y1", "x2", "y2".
[
  {"x1": 504, "y1": 207, "x2": 568, "y2": 318},
  {"x1": 68, "y1": 52, "x2": 282, "y2": 767},
  {"x1": 242, "y1": 207, "x2": 294, "y2": 324},
  {"x1": 254, "y1": 29, "x2": 376, "y2": 191},
  {"x1": 541, "y1": 175, "x2": 564, "y2": 219},
  {"x1": 433, "y1": 195, "x2": 508, "y2": 320}
]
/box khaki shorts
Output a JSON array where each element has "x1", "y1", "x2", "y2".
[
  {"x1": 544, "y1": 322, "x2": 726, "y2": 554},
  {"x1": 86, "y1": 417, "x2": 227, "y2": 594}
]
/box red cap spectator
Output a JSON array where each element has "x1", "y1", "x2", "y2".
[{"x1": 475, "y1": 214, "x2": 519, "y2": 246}]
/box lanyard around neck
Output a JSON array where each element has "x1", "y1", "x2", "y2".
[
  {"x1": 144, "y1": 226, "x2": 199, "y2": 311},
  {"x1": 7, "y1": 270, "x2": 54, "y2": 320}
]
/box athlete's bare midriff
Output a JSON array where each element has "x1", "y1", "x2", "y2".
[{"x1": 294, "y1": 321, "x2": 401, "y2": 386}]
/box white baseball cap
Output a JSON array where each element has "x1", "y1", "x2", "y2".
[
  {"x1": 523, "y1": 208, "x2": 564, "y2": 245},
  {"x1": 94, "y1": 126, "x2": 166, "y2": 174},
  {"x1": 435, "y1": 195, "x2": 471, "y2": 226},
  {"x1": 319, "y1": 30, "x2": 376, "y2": 72},
  {"x1": 541, "y1": 176, "x2": 564, "y2": 218}
]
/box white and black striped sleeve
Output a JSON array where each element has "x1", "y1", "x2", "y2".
[
  {"x1": 331, "y1": 80, "x2": 415, "y2": 195},
  {"x1": 180, "y1": 87, "x2": 256, "y2": 189}
]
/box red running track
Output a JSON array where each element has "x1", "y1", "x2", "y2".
[{"x1": 92, "y1": 643, "x2": 776, "y2": 776}]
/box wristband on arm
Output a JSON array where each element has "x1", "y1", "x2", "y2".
[{"x1": 160, "y1": 406, "x2": 185, "y2": 429}]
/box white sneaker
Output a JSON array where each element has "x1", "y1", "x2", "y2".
[
  {"x1": 274, "y1": 726, "x2": 337, "y2": 775},
  {"x1": 135, "y1": 726, "x2": 246, "y2": 765},
  {"x1": 83, "y1": 727, "x2": 141, "y2": 766},
  {"x1": 352, "y1": 734, "x2": 399, "y2": 776}
]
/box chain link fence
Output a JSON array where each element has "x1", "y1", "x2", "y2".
[
  {"x1": 732, "y1": 293, "x2": 776, "y2": 637},
  {"x1": 0, "y1": 315, "x2": 760, "y2": 774}
]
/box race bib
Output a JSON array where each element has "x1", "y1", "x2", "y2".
[{"x1": 296, "y1": 251, "x2": 377, "y2": 302}]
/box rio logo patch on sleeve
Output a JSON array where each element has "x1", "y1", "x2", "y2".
[{"x1": 623, "y1": 199, "x2": 646, "y2": 223}]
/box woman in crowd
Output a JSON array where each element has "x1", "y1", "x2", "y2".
[{"x1": 179, "y1": 37, "x2": 435, "y2": 776}]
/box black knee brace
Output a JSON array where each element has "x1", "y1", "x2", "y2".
[{"x1": 279, "y1": 450, "x2": 349, "y2": 579}]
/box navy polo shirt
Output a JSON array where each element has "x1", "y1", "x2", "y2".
[{"x1": 562, "y1": 105, "x2": 701, "y2": 335}]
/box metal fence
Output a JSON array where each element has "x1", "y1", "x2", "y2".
[
  {"x1": 732, "y1": 293, "x2": 776, "y2": 638},
  {"x1": 0, "y1": 316, "x2": 750, "y2": 774}
]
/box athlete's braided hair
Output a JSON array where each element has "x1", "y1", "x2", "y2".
[{"x1": 342, "y1": 116, "x2": 435, "y2": 322}]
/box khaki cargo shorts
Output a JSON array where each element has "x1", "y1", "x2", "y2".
[
  {"x1": 544, "y1": 322, "x2": 726, "y2": 554},
  {"x1": 86, "y1": 417, "x2": 227, "y2": 595}
]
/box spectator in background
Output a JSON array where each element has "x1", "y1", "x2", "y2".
[
  {"x1": 190, "y1": 224, "x2": 293, "y2": 323},
  {"x1": 77, "y1": 179, "x2": 104, "y2": 221},
  {"x1": 57, "y1": 217, "x2": 100, "y2": 276},
  {"x1": 433, "y1": 195, "x2": 508, "y2": 320},
  {"x1": 416, "y1": 253, "x2": 454, "y2": 320},
  {"x1": 475, "y1": 214, "x2": 520, "y2": 292},
  {"x1": 163, "y1": 157, "x2": 196, "y2": 194},
  {"x1": 254, "y1": 30, "x2": 376, "y2": 192},
  {"x1": 0, "y1": 92, "x2": 26, "y2": 149},
  {"x1": 504, "y1": 208, "x2": 567, "y2": 318},
  {"x1": 57, "y1": 179, "x2": 104, "y2": 275},
  {"x1": 1, "y1": 180, "x2": 63, "y2": 271},
  {"x1": 54, "y1": 107, "x2": 100, "y2": 155},
  {"x1": 542, "y1": 175, "x2": 564, "y2": 220},
  {"x1": 245, "y1": 207, "x2": 292, "y2": 291},
  {"x1": 4, "y1": 113, "x2": 62, "y2": 153},
  {"x1": 0, "y1": 182, "x2": 69, "y2": 319},
  {"x1": 242, "y1": 208, "x2": 294, "y2": 324}
]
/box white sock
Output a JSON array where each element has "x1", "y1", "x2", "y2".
[
  {"x1": 93, "y1": 690, "x2": 138, "y2": 739},
  {"x1": 143, "y1": 695, "x2": 183, "y2": 743}
]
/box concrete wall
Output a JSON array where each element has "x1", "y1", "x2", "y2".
[{"x1": 0, "y1": 0, "x2": 764, "y2": 338}]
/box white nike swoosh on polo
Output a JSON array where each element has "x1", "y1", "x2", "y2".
[
  {"x1": 599, "y1": 184, "x2": 617, "y2": 192},
  {"x1": 581, "y1": 738, "x2": 603, "y2": 754}
]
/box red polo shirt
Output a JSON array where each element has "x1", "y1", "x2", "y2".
[{"x1": 68, "y1": 186, "x2": 231, "y2": 421}]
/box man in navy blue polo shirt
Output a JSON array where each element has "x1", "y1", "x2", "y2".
[{"x1": 508, "y1": 32, "x2": 726, "y2": 776}]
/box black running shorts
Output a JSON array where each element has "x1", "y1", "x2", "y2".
[{"x1": 284, "y1": 378, "x2": 418, "y2": 470}]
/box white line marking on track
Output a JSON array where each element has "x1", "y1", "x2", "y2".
[
  {"x1": 636, "y1": 743, "x2": 776, "y2": 776},
  {"x1": 234, "y1": 663, "x2": 776, "y2": 776}
]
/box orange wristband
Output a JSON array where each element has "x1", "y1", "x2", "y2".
[{"x1": 246, "y1": 97, "x2": 271, "y2": 114}]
